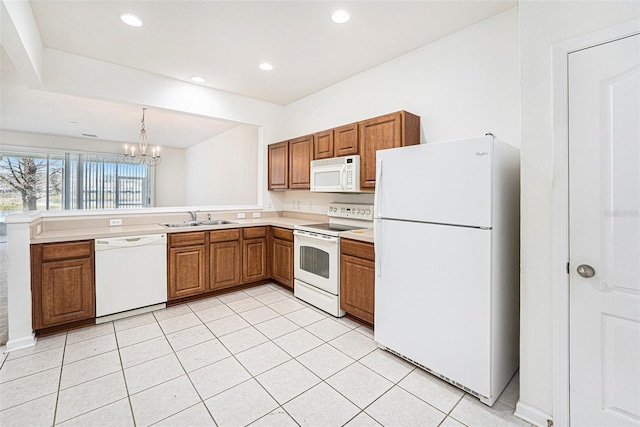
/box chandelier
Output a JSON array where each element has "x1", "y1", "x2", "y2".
[{"x1": 123, "y1": 108, "x2": 161, "y2": 166}]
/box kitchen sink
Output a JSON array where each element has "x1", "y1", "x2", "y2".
[
  {"x1": 161, "y1": 219, "x2": 237, "y2": 228},
  {"x1": 197, "y1": 220, "x2": 237, "y2": 225}
]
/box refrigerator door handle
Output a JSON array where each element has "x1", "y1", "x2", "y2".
[
  {"x1": 374, "y1": 218, "x2": 381, "y2": 277},
  {"x1": 374, "y1": 159, "x2": 383, "y2": 219}
]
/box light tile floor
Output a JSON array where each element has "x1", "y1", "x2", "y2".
[{"x1": 0, "y1": 283, "x2": 529, "y2": 427}]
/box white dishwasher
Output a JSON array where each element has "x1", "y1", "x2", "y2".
[{"x1": 95, "y1": 233, "x2": 167, "y2": 321}]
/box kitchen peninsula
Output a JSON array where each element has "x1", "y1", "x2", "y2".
[{"x1": 5, "y1": 208, "x2": 373, "y2": 352}]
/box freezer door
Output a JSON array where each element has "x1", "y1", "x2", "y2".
[
  {"x1": 375, "y1": 219, "x2": 492, "y2": 398},
  {"x1": 375, "y1": 136, "x2": 493, "y2": 228}
]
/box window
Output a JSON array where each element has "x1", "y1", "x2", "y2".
[{"x1": 0, "y1": 151, "x2": 153, "y2": 213}]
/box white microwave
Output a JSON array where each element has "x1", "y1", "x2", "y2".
[{"x1": 310, "y1": 155, "x2": 361, "y2": 193}]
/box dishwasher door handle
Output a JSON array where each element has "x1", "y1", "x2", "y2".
[{"x1": 95, "y1": 234, "x2": 166, "y2": 249}]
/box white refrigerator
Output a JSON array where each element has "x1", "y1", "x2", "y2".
[{"x1": 374, "y1": 135, "x2": 520, "y2": 406}]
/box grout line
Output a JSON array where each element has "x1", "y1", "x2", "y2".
[
  {"x1": 51, "y1": 331, "x2": 65, "y2": 426},
  {"x1": 113, "y1": 318, "x2": 141, "y2": 427},
  {"x1": 152, "y1": 316, "x2": 219, "y2": 427}
]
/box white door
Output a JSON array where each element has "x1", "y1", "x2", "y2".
[{"x1": 569, "y1": 33, "x2": 640, "y2": 426}]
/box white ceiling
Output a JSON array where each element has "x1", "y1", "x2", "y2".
[
  {"x1": 1, "y1": 1, "x2": 517, "y2": 148},
  {"x1": 1, "y1": 48, "x2": 241, "y2": 149}
]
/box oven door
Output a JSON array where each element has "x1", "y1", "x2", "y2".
[{"x1": 294, "y1": 230, "x2": 339, "y2": 294}]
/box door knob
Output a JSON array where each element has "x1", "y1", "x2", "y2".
[{"x1": 577, "y1": 264, "x2": 596, "y2": 278}]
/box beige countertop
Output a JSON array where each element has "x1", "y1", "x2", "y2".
[
  {"x1": 338, "y1": 228, "x2": 374, "y2": 244},
  {"x1": 31, "y1": 216, "x2": 315, "y2": 244},
  {"x1": 31, "y1": 213, "x2": 375, "y2": 245}
]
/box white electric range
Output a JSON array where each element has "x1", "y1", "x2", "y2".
[{"x1": 293, "y1": 202, "x2": 374, "y2": 317}]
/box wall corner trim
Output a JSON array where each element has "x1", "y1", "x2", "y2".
[
  {"x1": 5, "y1": 333, "x2": 36, "y2": 352},
  {"x1": 515, "y1": 401, "x2": 552, "y2": 427}
]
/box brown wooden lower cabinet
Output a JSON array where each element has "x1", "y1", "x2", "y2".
[
  {"x1": 271, "y1": 227, "x2": 294, "y2": 289},
  {"x1": 242, "y1": 227, "x2": 268, "y2": 283},
  {"x1": 31, "y1": 240, "x2": 95, "y2": 330},
  {"x1": 209, "y1": 229, "x2": 242, "y2": 290},
  {"x1": 168, "y1": 232, "x2": 207, "y2": 300},
  {"x1": 340, "y1": 238, "x2": 375, "y2": 325}
]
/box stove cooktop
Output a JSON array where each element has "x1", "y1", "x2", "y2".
[{"x1": 299, "y1": 222, "x2": 365, "y2": 232}]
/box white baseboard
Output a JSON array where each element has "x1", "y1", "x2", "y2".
[
  {"x1": 515, "y1": 401, "x2": 552, "y2": 427},
  {"x1": 5, "y1": 333, "x2": 36, "y2": 352}
]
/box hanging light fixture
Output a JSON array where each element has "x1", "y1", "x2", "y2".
[{"x1": 123, "y1": 108, "x2": 161, "y2": 166}]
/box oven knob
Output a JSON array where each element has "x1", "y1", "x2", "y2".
[{"x1": 365, "y1": 209, "x2": 371, "y2": 215}]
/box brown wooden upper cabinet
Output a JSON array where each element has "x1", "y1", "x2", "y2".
[
  {"x1": 359, "y1": 111, "x2": 420, "y2": 189},
  {"x1": 267, "y1": 110, "x2": 420, "y2": 191},
  {"x1": 267, "y1": 134, "x2": 313, "y2": 190},
  {"x1": 313, "y1": 130, "x2": 334, "y2": 160},
  {"x1": 334, "y1": 123, "x2": 359, "y2": 157},
  {"x1": 288, "y1": 135, "x2": 314, "y2": 189},
  {"x1": 268, "y1": 141, "x2": 289, "y2": 190}
]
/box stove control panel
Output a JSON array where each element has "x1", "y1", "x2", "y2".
[{"x1": 327, "y1": 203, "x2": 374, "y2": 221}]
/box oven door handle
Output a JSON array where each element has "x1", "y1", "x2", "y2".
[{"x1": 294, "y1": 230, "x2": 339, "y2": 244}]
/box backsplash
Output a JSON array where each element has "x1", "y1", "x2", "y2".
[{"x1": 282, "y1": 191, "x2": 374, "y2": 216}]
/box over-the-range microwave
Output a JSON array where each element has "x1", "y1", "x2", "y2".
[{"x1": 310, "y1": 155, "x2": 361, "y2": 193}]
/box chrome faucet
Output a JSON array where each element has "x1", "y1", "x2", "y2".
[{"x1": 188, "y1": 211, "x2": 198, "y2": 221}]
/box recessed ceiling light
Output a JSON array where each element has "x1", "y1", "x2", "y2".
[
  {"x1": 69, "y1": 121, "x2": 78, "y2": 124},
  {"x1": 119, "y1": 13, "x2": 143, "y2": 27},
  {"x1": 331, "y1": 10, "x2": 350, "y2": 24},
  {"x1": 190, "y1": 76, "x2": 206, "y2": 83},
  {"x1": 259, "y1": 63, "x2": 274, "y2": 71}
]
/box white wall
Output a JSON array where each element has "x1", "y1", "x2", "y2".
[
  {"x1": 284, "y1": 8, "x2": 520, "y2": 147},
  {"x1": 0, "y1": 130, "x2": 186, "y2": 208},
  {"x1": 281, "y1": 8, "x2": 520, "y2": 215},
  {"x1": 518, "y1": 0, "x2": 640, "y2": 420},
  {"x1": 184, "y1": 125, "x2": 259, "y2": 206},
  {"x1": 154, "y1": 146, "x2": 185, "y2": 207}
]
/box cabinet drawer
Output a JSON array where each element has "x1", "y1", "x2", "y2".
[
  {"x1": 209, "y1": 228, "x2": 241, "y2": 243},
  {"x1": 169, "y1": 232, "x2": 206, "y2": 247},
  {"x1": 41, "y1": 240, "x2": 93, "y2": 261},
  {"x1": 243, "y1": 227, "x2": 267, "y2": 239},
  {"x1": 272, "y1": 227, "x2": 293, "y2": 242},
  {"x1": 341, "y1": 239, "x2": 375, "y2": 261}
]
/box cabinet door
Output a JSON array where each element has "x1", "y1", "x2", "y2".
[
  {"x1": 243, "y1": 238, "x2": 267, "y2": 283},
  {"x1": 314, "y1": 130, "x2": 334, "y2": 160},
  {"x1": 340, "y1": 254, "x2": 375, "y2": 324},
  {"x1": 359, "y1": 112, "x2": 403, "y2": 189},
  {"x1": 210, "y1": 241, "x2": 241, "y2": 290},
  {"x1": 340, "y1": 239, "x2": 375, "y2": 324},
  {"x1": 268, "y1": 141, "x2": 289, "y2": 190},
  {"x1": 334, "y1": 123, "x2": 358, "y2": 157},
  {"x1": 36, "y1": 258, "x2": 95, "y2": 329},
  {"x1": 168, "y1": 245, "x2": 207, "y2": 300},
  {"x1": 289, "y1": 134, "x2": 313, "y2": 189},
  {"x1": 272, "y1": 239, "x2": 293, "y2": 288}
]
